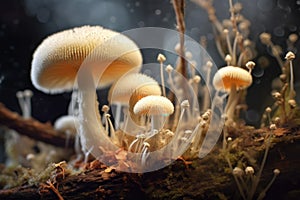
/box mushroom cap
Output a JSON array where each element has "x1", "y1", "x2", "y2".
[
  {"x1": 54, "y1": 115, "x2": 79, "y2": 136},
  {"x1": 133, "y1": 95, "x2": 174, "y2": 116},
  {"x1": 108, "y1": 73, "x2": 161, "y2": 104},
  {"x1": 212, "y1": 66, "x2": 252, "y2": 92},
  {"x1": 31, "y1": 25, "x2": 142, "y2": 93}
]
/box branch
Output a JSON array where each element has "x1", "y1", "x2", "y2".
[
  {"x1": 0, "y1": 103, "x2": 74, "y2": 148},
  {"x1": 172, "y1": 0, "x2": 187, "y2": 78},
  {"x1": 1, "y1": 129, "x2": 300, "y2": 199}
]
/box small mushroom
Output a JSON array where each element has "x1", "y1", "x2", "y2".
[
  {"x1": 54, "y1": 115, "x2": 80, "y2": 150},
  {"x1": 133, "y1": 95, "x2": 174, "y2": 133},
  {"x1": 108, "y1": 73, "x2": 161, "y2": 129},
  {"x1": 285, "y1": 51, "x2": 296, "y2": 99},
  {"x1": 128, "y1": 77, "x2": 162, "y2": 126},
  {"x1": 212, "y1": 65, "x2": 253, "y2": 121}
]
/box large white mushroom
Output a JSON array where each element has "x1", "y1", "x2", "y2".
[{"x1": 31, "y1": 25, "x2": 143, "y2": 160}]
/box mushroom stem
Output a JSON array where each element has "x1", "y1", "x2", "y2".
[
  {"x1": 249, "y1": 125, "x2": 275, "y2": 200},
  {"x1": 151, "y1": 115, "x2": 163, "y2": 133},
  {"x1": 114, "y1": 103, "x2": 122, "y2": 130},
  {"x1": 203, "y1": 62, "x2": 212, "y2": 111},
  {"x1": 23, "y1": 89, "x2": 33, "y2": 119},
  {"x1": 77, "y1": 84, "x2": 117, "y2": 161},
  {"x1": 232, "y1": 32, "x2": 240, "y2": 66},
  {"x1": 68, "y1": 90, "x2": 79, "y2": 116},
  {"x1": 224, "y1": 29, "x2": 233, "y2": 57},
  {"x1": 288, "y1": 59, "x2": 295, "y2": 99},
  {"x1": 16, "y1": 91, "x2": 25, "y2": 116},
  {"x1": 106, "y1": 114, "x2": 116, "y2": 140},
  {"x1": 166, "y1": 65, "x2": 177, "y2": 91},
  {"x1": 257, "y1": 169, "x2": 280, "y2": 200},
  {"x1": 160, "y1": 61, "x2": 166, "y2": 97},
  {"x1": 171, "y1": 100, "x2": 190, "y2": 158},
  {"x1": 225, "y1": 84, "x2": 238, "y2": 121}
]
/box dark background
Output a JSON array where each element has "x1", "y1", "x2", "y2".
[{"x1": 0, "y1": 0, "x2": 300, "y2": 126}]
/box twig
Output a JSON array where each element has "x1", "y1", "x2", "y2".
[
  {"x1": 0, "y1": 103, "x2": 74, "y2": 148},
  {"x1": 172, "y1": 0, "x2": 187, "y2": 78}
]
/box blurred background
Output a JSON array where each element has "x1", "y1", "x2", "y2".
[{"x1": 0, "y1": 0, "x2": 300, "y2": 126}]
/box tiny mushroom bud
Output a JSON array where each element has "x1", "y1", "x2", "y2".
[
  {"x1": 243, "y1": 39, "x2": 252, "y2": 47},
  {"x1": 165, "y1": 64, "x2": 174, "y2": 73},
  {"x1": 288, "y1": 99, "x2": 296, "y2": 109},
  {"x1": 245, "y1": 166, "x2": 255, "y2": 175},
  {"x1": 273, "y1": 168, "x2": 280, "y2": 175},
  {"x1": 269, "y1": 123, "x2": 277, "y2": 130},
  {"x1": 157, "y1": 53, "x2": 166, "y2": 63},
  {"x1": 285, "y1": 51, "x2": 295, "y2": 61},
  {"x1": 193, "y1": 75, "x2": 201, "y2": 84},
  {"x1": 274, "y1": 117, "x2": 281, "y2": 124},
  {"x1": 181, "y1": 100, "x2": 190, "y2": 108},
  {"x1": 23, "y1": 89, "x2": 33, "y2": 98},
  {"x1": 223, "y1": 29, "x2": 229, "y2": 34},
  {"x1": 288, "y1": 34, "x2": 298, "y2": 43},
  {"x1": 260, "y1": 32, "x2": 272, "y2": 45},
  {"x1": 26, "y1": 153, "x2": 35, "y2": 161},
  {"x1": 225, "y1": 54, "x2": 232, "y2": 65},
  {"x1": 102, "y1": 105, "x2": 110, "y2": 113},
  {"x1": 272, "y1": 92, "x2": 281, "y2": 100},
  {"x1": 279, "y1": 74, "x2": 287, "y2": 82},
  {"x1": 185, "y1": 51, "x2": 193, "y2": 60},
  {"x1": 206, "y1": 60, "x2": 213, "y2": 68},
  {"x1": 265, "y1": 107, "x2": 272, "y2": 113},
  {"x1": 245, "y1": 61, "x2": 255, "y2": 74},
  {"x1": 233, "y1": 167, "x2": 244, "y2": 176}
]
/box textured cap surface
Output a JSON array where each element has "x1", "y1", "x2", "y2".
[
  {"x1": 108, "y1": 73, "x2": 161, "y2": 104},
  {"x1": 133, "y1": 95, "x2": 174, "y2": 116},
  {"x1": 31, "y1": 25, "x2": 142, "y2": 93},
  {"x1": 212, "y1": 66, "x2": 252, "y2": 92}
]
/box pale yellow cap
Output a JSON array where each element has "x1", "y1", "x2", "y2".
[
  {"x1": 31, "y1": 25, "x2": 142, "y2": 93},
  {"x1": 108, "y1": 73, "x2": 161, "y2": 104},
  {"x1": 133, "y1": 95, "x2": 174, "y2": 116},
  {"x1": 213, "y1": 66, "x2": 252, "y2": 92}
]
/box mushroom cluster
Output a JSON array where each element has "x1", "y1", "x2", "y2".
[{"x1": 29, "y1": 25, "x2": 222, "y2": 172}]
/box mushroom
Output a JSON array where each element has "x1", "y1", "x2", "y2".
[
  {"x1": 285, "y1": 51, "x2": 296, "y2": 99},
  {"x1": 31, "y1": 25, "x2": 143, "y2": 160},
  {"x1": 108, "y1": 73, "x2": 161, "y2": 130},
  {"x1": 212, "y1": 65, "x2": 252, "y2": 121},
  {"x1": 128, "y1": 77, "x2": 162, "y2": 126},
  {"x1": 31, "y1": 25, "x2": 141, "y2": 115},
  {"x1": 157, "y1": 53, "x2": 167, "y2": 97},
  {"x1": 54, "y1": 115, "x2": 79, "y2": 149},
  {"x1": 133, "y1": 95, "x2": 174, "y2": 133}
]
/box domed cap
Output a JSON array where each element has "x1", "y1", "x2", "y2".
[
  {"x1": 108, "y1": 73, "x2": 161, "y2": 104},
  {"x1": 31, "y1": 25, "x2": 142, "y2": 93},
  {"x1": 212, "y1": 66, "x2": 252, "y2": 92},
  {"x1": 54, "y1": 115, "x2": 79, "y2": 136},
  {"x1": 133, "y1": 95, "x2": 174, "y2": 116}
]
